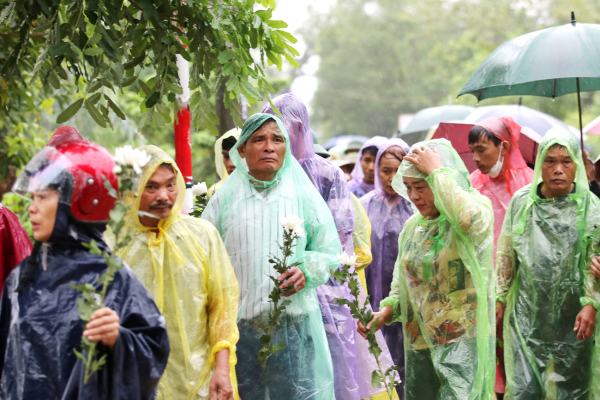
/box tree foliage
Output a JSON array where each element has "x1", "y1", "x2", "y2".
[
  {"x1": 306, "y1": 0, "x2": 600, "y2": 139},
  {"x1": 0, "y1": 0, "x2": 298, "y2": 132}
]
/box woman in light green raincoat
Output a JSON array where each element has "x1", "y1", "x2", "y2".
[
  {"x1": 361, "y1": 138, "x2": 495, "y2": 400},
  {"x1": 496, "y1": 128, "x2": 600, "y2": 400}
]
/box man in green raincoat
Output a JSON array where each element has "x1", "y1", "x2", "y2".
[
  {"x1": 202, "y1": 113, "x2": 340, "y2": 400},
  {"x1": 360, "y1": 138, "x2": 495, "y2": 400},
  {"x1": 496, "y1": 128, "x2": 600, "y2": 400}
]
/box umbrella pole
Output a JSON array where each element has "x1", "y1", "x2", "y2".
[{"x1": 577, "y1": 77, "x2": 584, "y2": 151}]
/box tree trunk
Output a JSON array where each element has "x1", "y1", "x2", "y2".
[{"x1": 215, "y1": 78, "x2": 239, "y2": 137}]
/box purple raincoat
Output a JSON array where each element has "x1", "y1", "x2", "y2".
[
  {"x1": 263, "y1": 94, "x2": 396, "y2": 399},
  {"x1": 360, "y1": 139, "x2": 413, "y2": 399},
  {"x1": 348, "y1": 136, "x2": 389, "y2": 198}
]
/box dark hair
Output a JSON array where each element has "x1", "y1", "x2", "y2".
[
  {"x1": 362, "y1": 145, "x2": 379, "y2": 158},
  {"x1": 222, "y1": 136, "x2": 238, "y2": 151},
  {"x1": 159, "y1": 162, "x2": 175, "y2": 173},
  {"x1": 380, "y1": 146, "x2": 405, "y2": 163},
  {"x1": 468, "y1": 125, "x2": 502, "y2": 147}
]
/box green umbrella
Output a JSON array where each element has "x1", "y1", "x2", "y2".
[{"x1": 458, "y1": 12, "x2": 600, "y2": 150}]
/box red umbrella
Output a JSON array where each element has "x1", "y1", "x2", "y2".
[
  {"x1": 584, "y1": 116, "x2": 600, "y2": 135},
  {"x1": 430, "y1": 122, "x2": 542, "y2": 173}
]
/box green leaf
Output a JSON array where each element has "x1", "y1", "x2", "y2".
[
  {"x1": 87, "y1": 80, "x2": 103, "y2": 93},
  {"x1": 49, "y1": 42, "x2": 71, "y2": 57},
  {"x1": 105, "y1": 96, "x2": 126, "y2": 120},
  {"x1": 88, "y1": 32, "x2": 102, "y2": 45},
  {"x1": 218, "y1": 49, "x2": 233, "y2": 64},
  {"x1": 123, "y1": 55, "x2": 145, "y2": 70},
  {"x1": 145, "y1": 91, "x2": 161, "y2": 108},
  {"x1": 371, "y1": 370, "x2": 382, "y2": 388},
  {"x1": 84, "y1": 101, "x2": 107, "y2": 128},
  {"x1": 84, "y1": 47, "x2": 104, "y2": 56},
  {"x1": 266, "y1": 20, "x2": 287, "y2": 29},
  {"x1": 275, "y1": 30, "x2": 298, "y2": 44},
  {"x1": 56, "y1": 99, "x2": 84, "y2": 123},
  {"x1": 121, "y1": 76, "x2": 137, "y2": 87},
  {"x1": 87, "y1": 92, "x2": 102, "y2": 106},
  {"x1": 164, "y1": 81, "x2": 183, "y2": 95},
  {"x1": 255, "y1": 9, "x2": 272, "y2": 21}
]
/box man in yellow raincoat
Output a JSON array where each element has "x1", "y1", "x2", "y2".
[{"x1": 109, "y1": 146, "x2": 240, "y2": 400}]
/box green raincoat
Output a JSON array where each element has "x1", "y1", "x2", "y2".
[
  {"x1": 202, "y1": 113, "x2": 338, "y2": 400},
  {"x1": 496, "y1": 128, "x2": 600, "y2": 400},
  {"x1": 380, "y1": 138, "x2": 495, "y2": 400}
]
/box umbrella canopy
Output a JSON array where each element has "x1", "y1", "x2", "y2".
[
  {"x1": 458, "y1": 21, "x2": 600, "y2": 101},
  {"x1": 430, "y1": 122, "x2": 542, "y2": 173},
  {"x1": 322, "y1": 135, "x2": 369, "y2": 150},
  {"x1": 458, "y1": 13, "x2": 600, "y2": 150},
  {"x1": 463, "y1": 104, "x2": 582, "y2": 138},
  {"x1": 401, "y1": 105, "x2": 474, "y2": 134},
  {"x1": 584, "y1": 115, "x2": 600, "y2": 135}
]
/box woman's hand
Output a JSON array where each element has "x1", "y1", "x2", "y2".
[
  {"x1": 209, "y1": 349, "x2": 234, "y2": 400},
  {"x1": 357, "y1": 306, "x2": 393, "y2": 340},
  {"x1": 574, "y1": 304, "x2": 597, "y2": 340},
  {"x1": 403, "y1": 146, "x2": 443, "y2": 175},
  {"x1": 83, "y1": 307, "x2": 120, "y2": 351},
  {"x1": 278, "y1": 267, "x2": 306, "y2": 297}
]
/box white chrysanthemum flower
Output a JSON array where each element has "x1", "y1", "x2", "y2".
[
  {"x1": 112, "y1": 165, "x2": 122, "y2": 175},
  {"x1": 114, "y1": 145, "x2": 151, "y2": 175},
  {"x1": 337, "y1": 252, "x2": 358, "y2": 267},
  {"x1": 192, "y1": 182, "x2": 208, "y2": 196},
  {"x1": 91, "y1": 293, "x2": 102, "y2": 307},
  {"x1": 280, "y1": 215, "x2": 305, "y2": 237}
]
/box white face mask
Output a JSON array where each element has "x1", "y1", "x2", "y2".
[{"x1": 486, "y1": 142, "x2": 504, "y2": 178}]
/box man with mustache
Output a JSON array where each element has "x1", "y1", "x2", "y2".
[{"x1": 109, "y1": 146, "x2": 240, "y2": 400}]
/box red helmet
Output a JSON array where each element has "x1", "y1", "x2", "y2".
[{"x1": 13, "y1": 140, "x2": 118, "y2": 223}]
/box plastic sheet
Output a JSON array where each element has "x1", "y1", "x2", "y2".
[
  {"x1": 106, "y1": 146, "x2": 240, "y2": 400},
  {"x1": 351, "y1": 194, "x2": 372, "y2": 292},
  {"x1": 381, "y1": 138, "x2": 495, "y2": 399},
  {"x1": 348, "y1": 136, "x2": 388, "y2": 198},
  {"x1": 202, "y1": 113, "x2": 338, "y2": 400},
  {"x1": 360, "y1": 139, "x2": 413, "y2": 398},
  {"x1": 0, "y1": 203, "x2": 169, "y2": 399},
  {"x1": 208, "y1": 128, "x2": 242, "y2": 199},
  {"x1": 496, "y1": 128, "x2": 600, "y2": 400},
  {"x1": 469, "y1": 117, "x2": 534, "y2": 256},
  {"x1": 0, "y1": 204, "x2": 32, "y2": 289}
]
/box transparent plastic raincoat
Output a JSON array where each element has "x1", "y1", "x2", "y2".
[
  {"x1": 202, "y1": 113, "x2": 338, "y2": 400},
  {"x1": 208, "y1": 128, "x2": 241, "y2": 199},
  {"x1": 360, "y1": 139, "x2": 413, "y2": 397},
  {"x1": 496, "y1": 128, "x2": 600, "y2": 400},
  {"x1": 263, "y1": 95, "x2": 396, "y2": 399},
  {"x1": 380, "y1": 139, "x2": 495, "y2": 400},
  {"x1": 109, "y1": 146, "x2": 240, "y2": 400},
  {"x1": 349, "y1": 136, "x2": 389, "y2": 198},
  {"x1": 469, "y1": 117, "x2": 534, "y2": 255}
]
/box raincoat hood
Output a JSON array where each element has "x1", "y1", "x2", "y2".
[
  {"x1": 392, "y1": 138, "x2": 473, "y2": 204},
  {"x1": 229, "y1": 113, "x2": 294, "y2": 190},
  {"x1": 476, "y1": 116, "x2": 528, "y2": 170},
  {"x1": 215, "y1": 128, "x2": 241, "y2": 180},
  {"x1": 0, "y1": 204, "x2": 32, "y2": 288},
  {"x1": 128, "y1": 145, "x2": 185, "y2": 232},
  {"x1": 374, "y1": 138, "x2": 410, "y2": 199},
  {"x1": 350, "y1": 136, "x2": 389, "y2": 184},
  {"x1": 261, "y1": 93, "x2": 315, "y2": 162},
  {"x1": 49, "y1": 203, "x2": 107, "y2": 249}
]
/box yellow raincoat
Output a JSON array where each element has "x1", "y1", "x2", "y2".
[
  {"x1": 351, "y1": 193, "x2": 372, "y2": 292},
  {"x1": 207, "y1": 128, "x2": 241, "y2": 199},
  {"x1": 107, "y1": 146, "x2": 240, "y2": 400}
]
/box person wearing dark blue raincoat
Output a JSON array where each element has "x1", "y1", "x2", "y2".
[{"x1": 0, "y1": 136, "x2": 170, "y2": 400}]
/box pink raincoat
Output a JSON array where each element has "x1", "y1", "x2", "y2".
[
  {"x1": 470, "y1": 117, "x2": 534, "y2": 253},
  {"x1": 469, "y1": 116, "x2": 533, "y2": 394}
]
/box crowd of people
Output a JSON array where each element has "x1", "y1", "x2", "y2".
[{"x1": 1, "y1": 93, "x2": 600, "y2": 400}]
